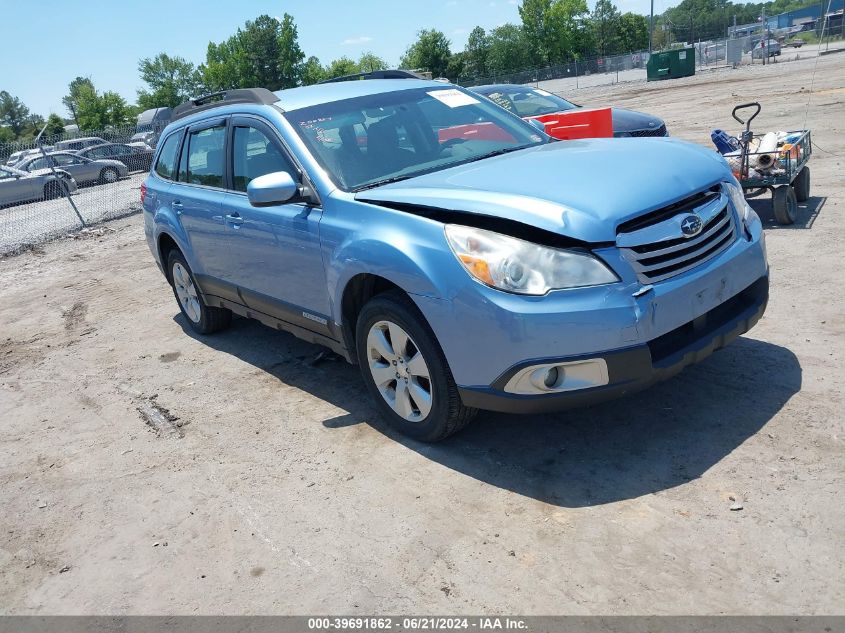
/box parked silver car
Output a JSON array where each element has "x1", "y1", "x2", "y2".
[
  {"x1": 16, "y1": 151, "x2": 128, "y2": 185},
  {"x1": 0, "y1": 164, "x2": 77, "y2": 207},
  {"x1": 54, "y1": 136, "x2": 108, "y2": 152}
]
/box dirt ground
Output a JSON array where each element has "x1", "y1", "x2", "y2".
[{"x1": 1, "y1": 53, "x2": 843, "y2": 615}]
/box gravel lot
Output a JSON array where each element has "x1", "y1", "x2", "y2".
[{"x1": 1, "y1": 53, "x2": 843, "y2": 614}]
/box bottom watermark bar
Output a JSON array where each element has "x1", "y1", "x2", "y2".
[{"x1": 0, "y1": 617, "x2": 842, "y2": 633}]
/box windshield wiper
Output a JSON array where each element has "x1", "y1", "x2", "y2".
[
  {"x1": 461, "y1": 145, "x2": 534, "y2": 165},
  {"x1": 352, "y1": 174, "x2": 415, "y2": 192}
]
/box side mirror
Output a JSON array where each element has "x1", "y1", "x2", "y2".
[
  {"x1": 527, "y1": 118, "x2": 547, "y2": 134},
  {"x1": 247, "y1": 171, "x2": 298, "y2": 206}
]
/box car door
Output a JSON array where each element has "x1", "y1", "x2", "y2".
[
  {"x1": 173, "y1": 119, "x2": 231, "y2": 285},
  {"x1": 0, "y1": 168, "x2": 37, "y2": 205},
  {"x1": 219, "y1": 116, "x2": 331, "y2": 332},
  {"x1": 51, "y1": 153, "x2": 93, "y2": 183}
]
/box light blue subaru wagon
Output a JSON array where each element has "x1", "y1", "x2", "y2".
[{"x1": 142, "y1": 78, "x2": 769, "y2": 441}]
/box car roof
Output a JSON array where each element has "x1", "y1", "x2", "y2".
[{"x1": 274, "y1": 78, "x2": 449, "y2": 112}]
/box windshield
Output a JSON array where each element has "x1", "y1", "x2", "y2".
[
  {"x1": 284, "y1": 86, "x2": 545, "y2": 191},
  {"x1": 479, "y1": 87, "x2": 578, "y2": 118}
]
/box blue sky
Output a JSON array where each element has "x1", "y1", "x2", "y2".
[{"x1": 3, "y1": 0, "x2": 667, "y2": 118}]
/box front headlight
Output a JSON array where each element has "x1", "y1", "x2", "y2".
[
  {"x1": 444, "y1": 225, "x2": 618, "y2": 295},
  {"x1": 726, "y1": 181, "x2": 751, "y2": 223}
]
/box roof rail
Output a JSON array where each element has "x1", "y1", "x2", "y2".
[
  {"x1": 172, "y1": 88, "x2": 280, "y2": 121},
  {"x1": 317, "y1": 69, "x2": 427, "y2": 84}
]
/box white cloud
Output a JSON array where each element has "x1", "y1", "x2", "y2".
[{"x1": 341, "y1": 36, "x2": 373, "y2": 45}]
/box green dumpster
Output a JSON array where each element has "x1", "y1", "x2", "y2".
[{"x1": 647, "y1": 48, "x2": 696, "y2": 81}]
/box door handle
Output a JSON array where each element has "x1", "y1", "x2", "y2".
[
  {"x1": 172, "y1": 200, "x2": 183, "y2": 215},
  {"x1": 225, "y1": 212, "x2": 244, "y2": 228}
]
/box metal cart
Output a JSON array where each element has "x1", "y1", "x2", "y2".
[{"x1": 728, "y1": 102, "x2": 812, "y2": 225}]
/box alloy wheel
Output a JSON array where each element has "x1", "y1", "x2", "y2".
[{"x1": 366, "y1": 320, "x2": 432, "y2": 422}]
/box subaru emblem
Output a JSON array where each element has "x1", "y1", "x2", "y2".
[{"x1": 680, "y1": 215, "x2": 703, "y2": 237}]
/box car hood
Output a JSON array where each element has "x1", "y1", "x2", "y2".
[
  {"x1": 356, "y1": 138, "x2": 730, "y2": 243},
  {"x1": 610, "y1": 107, "x2": 665, "y2": 134}
]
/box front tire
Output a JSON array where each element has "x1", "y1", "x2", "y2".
[
  {"x1": 43, "y1": 181, "x2": 63, "y2": 200},
  {"x1": 99, "y1": 167, "x2": 119, "y2": 184},
  {"x1": 356, "y1": 290, "x2": 476, "y2": 442},
  {"x1": 167, "y1": 250, "x2": 231, "y2": 334}
]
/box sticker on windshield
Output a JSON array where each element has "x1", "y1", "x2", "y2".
[
  {"x1": 534, "y1": 88, "x2": 553, "y2": 96},
  {"x1": 427, "y1": 89, "x2": 479, "y2": 108}
]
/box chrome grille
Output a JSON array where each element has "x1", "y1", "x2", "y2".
[{"x1": 617, "y1": 187, "x2": 737, "y2": 284}]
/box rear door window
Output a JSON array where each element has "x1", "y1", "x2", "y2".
[
  {"x1": 185, "y1": 125, "x2": 226, "y2": 188},
  {"x1": 154, "y1": 132, "x2": 182, "y2": 180}
]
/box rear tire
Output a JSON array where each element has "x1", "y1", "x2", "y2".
[
  {"x1": 772, "y1": 185, "x2": 797, "y2": 225},
  {"x1": 167, "y1": 250, "x2": 232, "y2": 335},
  {"x1": 794, "y1": 166, "x2": 810, "y2": 202},
  {"x1": 355, "y1": 290, "x2": 476, "y2": 442}
]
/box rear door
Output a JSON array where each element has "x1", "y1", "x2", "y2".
[
  {"x1": 172, "y1": 118, "x2": 231, "y2": 286},
  {"x1": 219, "y1": 116, "x2": 331, "y2": 331}
]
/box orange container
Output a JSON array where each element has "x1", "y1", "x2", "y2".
[{"x1": 530, "y1": 107, "x2": 614, "y2": 140}]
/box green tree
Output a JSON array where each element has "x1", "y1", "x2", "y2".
[
  {"x1": 301, "y1": 56, "x2": 326, "y2": 85},
  {"x1": 74, "y1": 84, "x2": 132, "y2": 130},
  {"x1": 591, "y1": 0, "x2": 622, "y2": 56},
  {"x1": 137, "y1": 53, "x2": 200, "y2": 109},
  {"x1": 200, "y1": 38, "x2": 248, "y2": 92},
  {"x1": 445, "y1": 52, "x2": 465, "y2": 82},
  {"x1": 324, "y1": 57, "x2": 360, "y2": 79},
  {"x1": 62, "y1": 77, "x2": 95, "y2": 125},
  {"x1": 198, "y1": 13, "x2": 304, "y2": 91},
  {"x1": 400, "y1": 29, "x2": 452, "y2": 77},
  {"x1": 44, "y1": 114, "x2": 66, "y2": 138},
  {"x1": 0, "y1": 91, "x2": 30, "y2": 137},
  {"x1": 618, "y1": 12, "x2": 649, "y2": 52},
  {"x1": 547, "y1": 0, "x2": 592, "y2": 61},
  {"x1": 358, "y1": 51, "x2": 388, "y2": 72},
  {"x1": 276, "y1": 13, "x2": 305, "y2": 87},
  {"x1": 519, "y1": 0, "x2": 553, "y2": 65},
  {"x1": 486, "y1": 24, "x2": 532, "y2": 76},
  {"x1": 463, "y1": 26, "x2": 491, "y2": 78}
]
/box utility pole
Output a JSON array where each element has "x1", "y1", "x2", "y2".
[
  {"x1": 762, "y1": 5, "x2": 767, "y2": 65},
  {"x1": 649, "y1": 0, "x2": 654, "y2": 54}
]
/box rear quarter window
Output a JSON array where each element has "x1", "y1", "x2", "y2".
[{"x1": 154, "y1": 132, "x2": 182, "y2": 180}]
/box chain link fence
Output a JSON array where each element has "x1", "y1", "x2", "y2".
[
  {"x1": 0, "y1": 124, "x2": 152, "y2": 256},
  {"x1": 461, "y1": 49, "x2": 652, "y2": 89}
]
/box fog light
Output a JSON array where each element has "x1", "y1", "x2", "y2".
[
  {"x1": 543, "y1": 366, "x2": 559, "y2": 388},
  {"x1": 504, "y1": 358, "x2": 609, "y2": 395}
]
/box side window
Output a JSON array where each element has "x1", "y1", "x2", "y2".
[
  {"x1": 27, "y1": 157, "x2": 49, "y2": 171},
  {"x1": 54, "y1": 154, "x2": 80, "y2": 166},
  {"x1": 232, "y1": 125, "x2": 295, "y2": 192},
  {"x1": 88, "y1": 147, "x2": 109, "y2": 159},
  {"x1": 186, "y1": 125, "x2": 226, "y2": 188},
  {"x1": 154, "y1": 132, "x2": 181, "y2": 180}
]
